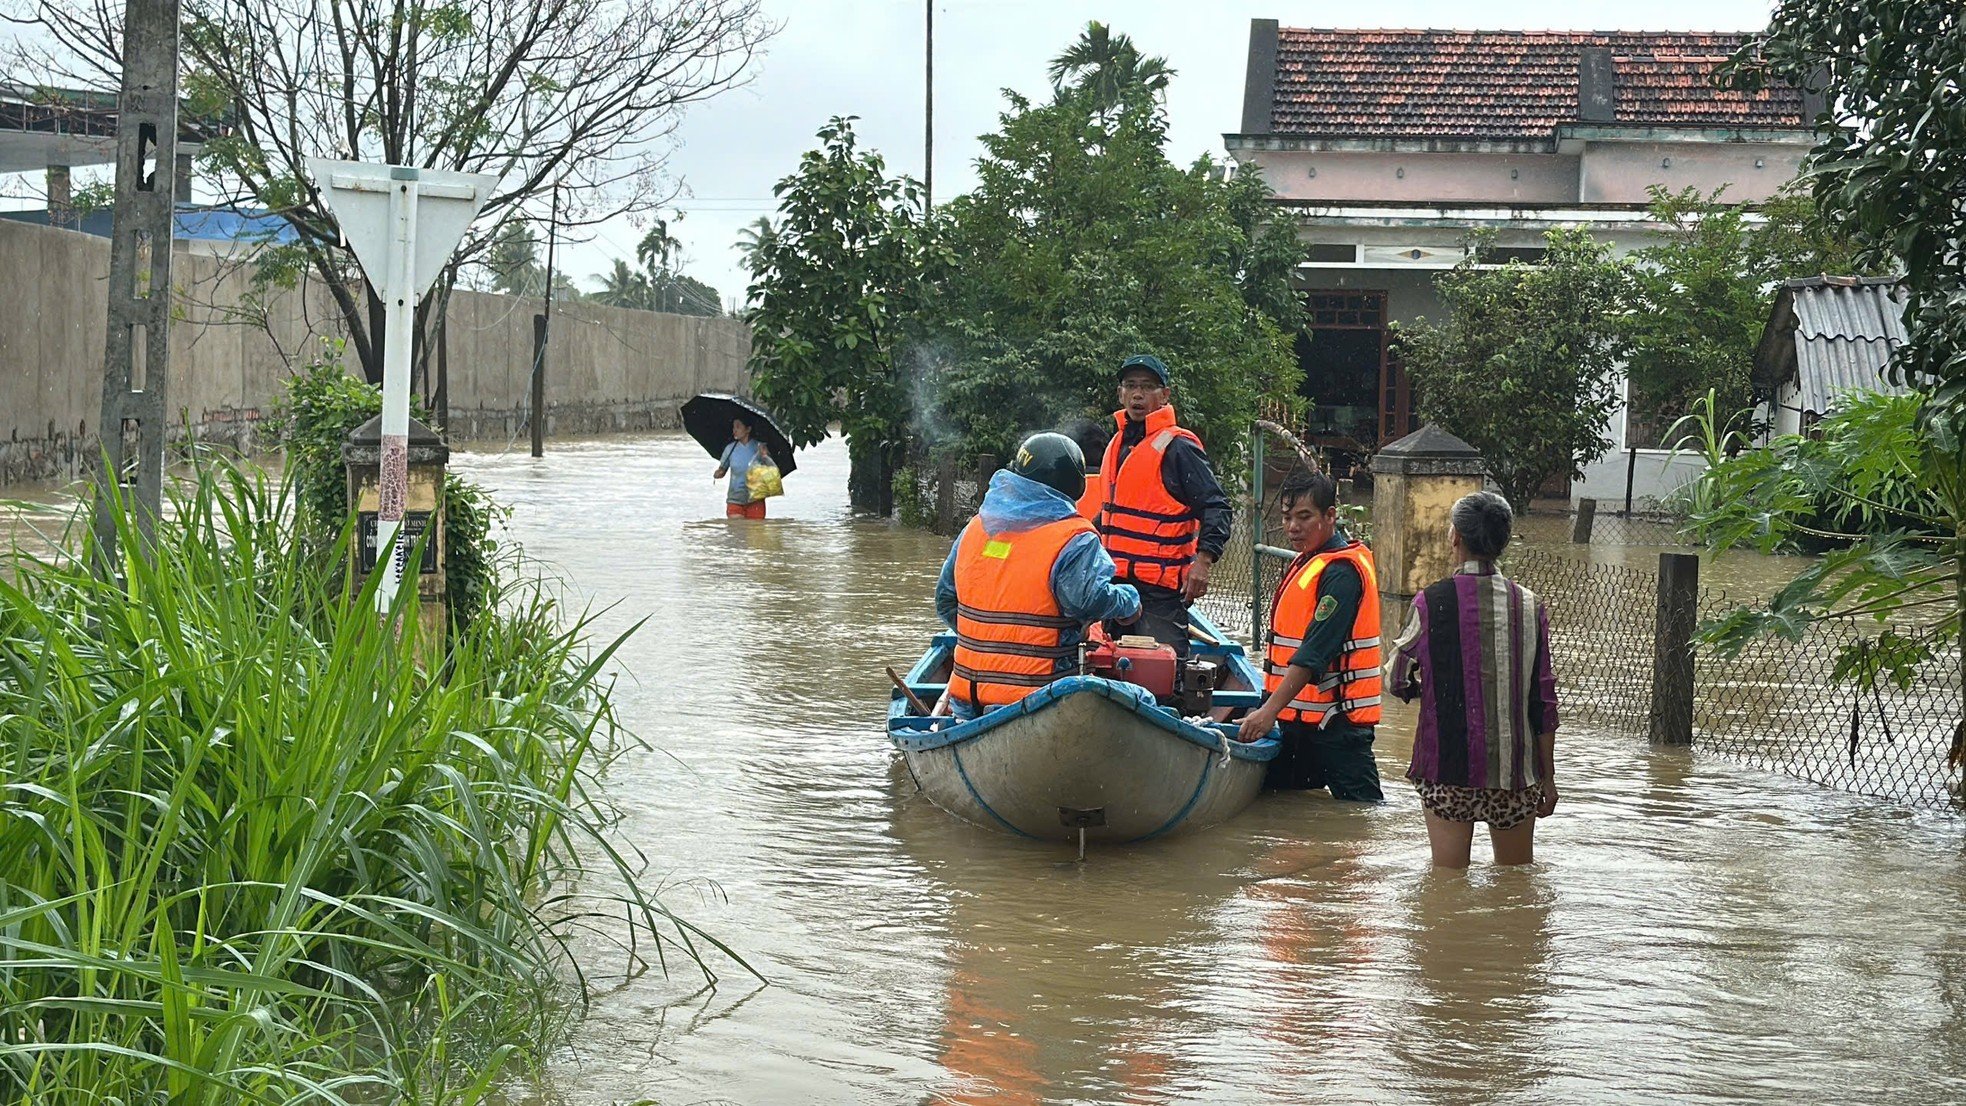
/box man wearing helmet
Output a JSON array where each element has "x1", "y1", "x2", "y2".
[
  {"x1": 1096, "y1": 354, "x2": 1233, "y2": 658},
  {"x1": 936, "y1": 432, "x2": 1143, "y2": 718}
]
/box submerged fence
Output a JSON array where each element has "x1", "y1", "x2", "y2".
[{"x1": 1500, "y1": 544, "x2": 1965, "y2": 812}]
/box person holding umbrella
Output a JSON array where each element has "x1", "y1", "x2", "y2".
[
  {"x1": 713, "y1": 414, "x2": 775, "y2": 518},
  {"x1": 681, "y1": 393, "x2": 798, "y2": 520}
]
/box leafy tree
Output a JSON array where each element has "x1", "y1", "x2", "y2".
[
  {"x1": 486, "y1": 221, "x2": 579, "y2": 302},
  {"x1": 588, "y1": 225, "x2": 722, "y2": 315},
  {"x1": 920, "y1": 76, "x2": 1297, "y2": 474},
  {"x1": 4, "y1": 0, "x2": 770, "y2": 383},
  {"x1": 1048, "y1": 21, "x2": 1174, "y2": 122},
  {"x1": 1399, "y1": 229, "x2": 1631, "y2": 510},
  {"x1": 1623, "y1": 185, "x2": 1887, "y2": 445},
  {"x1": 746, "y1": 117, "x2": 941, "y2": 515},
  {"x1": 1692, "y1": 6, "x2": 1966, "y2": 740}
]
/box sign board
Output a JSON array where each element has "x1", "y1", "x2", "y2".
[
  {"x1": 305, "y1": 159, "x2": 498, "y2": 302},
  {"x1": 358, "y1": 510, "x2": 439, "y2": 575}
]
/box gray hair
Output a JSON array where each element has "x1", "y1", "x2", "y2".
[{"x1": 1451, "y1": 490, "x2": 1514, "y2": 560}]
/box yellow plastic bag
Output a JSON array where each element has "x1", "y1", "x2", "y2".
[{"x1": 746, "y1": 461, "x2": 785, "y2": 500}]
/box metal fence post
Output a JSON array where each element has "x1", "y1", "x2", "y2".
[
  {"x1": 1572, "y1": 497, "x2": 1597, "y2": 544},
  {"x1": 935, "y1": 453, "x2": 956, "y2": 535},
  {"x1": 1650, "y1": 552, "x2": 1699, "y2": 745},
  {"x1": 1624, "y1": 446, "x2": 1639, "y2": 517},
  {"x1": 1249, "y1": 424, "x2": 1264, "y2": 643}
]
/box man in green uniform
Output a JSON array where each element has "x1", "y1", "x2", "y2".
[{"x1": 1239, "y1": 471, "x2": 1385, "y2": 800}]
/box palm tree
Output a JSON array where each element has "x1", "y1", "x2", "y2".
[
  {"x1": 735, "y1": 216, "x2": 776, "y2": 277},
  {"x1": 1047, "y1": 21, "x2": 1174, "y2": 116},
  {"x1": 591, "y1": 258, "x2": 652, "y2": 310}
]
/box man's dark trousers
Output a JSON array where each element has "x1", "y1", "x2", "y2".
[{"x1": 1266, "y1": 719, "x2": 1383, "y2": 800}]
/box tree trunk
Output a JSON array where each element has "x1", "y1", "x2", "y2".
[{"x1": 848, "y1": 436, "x2": 899, "y2": 516}]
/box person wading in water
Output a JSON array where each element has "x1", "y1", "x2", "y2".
[
  {"x1": 1094, "y1": 354, "x2": 1232, "y2": 659},
  {"x1": 1236, "y1": 472, "x2": 1385, "y2": 801},
  {"x1": 713, "y1": 414, "x2": 774, "y2": 519},
  {"x1": 1386, "y1": 490, "x2": 1560, "y2": 867}
]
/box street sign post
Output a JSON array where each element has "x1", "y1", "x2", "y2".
[{"x1": 307, "y1": 159, "x2": 496, "y2": 613}]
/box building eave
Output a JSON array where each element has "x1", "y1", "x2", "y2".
[
  {"x1": 1225, "y1": 133, "x2": 1559, "y2": 156},
  {"x1": 1269, "y1": 200, "x2": 1668, "y2": 233},
  {"x1": 1552, "y1": 122, "x2": 1820, "y2": 153}
]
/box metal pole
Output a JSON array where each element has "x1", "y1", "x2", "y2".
[
  {"x1": 924, "y1": 0, "x2": 933, "y2": 212},
  {"x1": 1249, "y1": 424, "x2": 1264, "y2": 644},
  {"x1": 1649, "y1": 552, "x2": 1699, "y2": 746},
  {"x1": 1624, "y1": 446, "x2": 1638, "y2": 517},
  {"x1": 531, "y1": 185, "x2": 559, "y2": 458},
  {"x1": 375, "y1": 168, "x2": 420, "y2": 613},
  {"x1": 94, "y1": 0, "x2": 180, "y2": 564}
]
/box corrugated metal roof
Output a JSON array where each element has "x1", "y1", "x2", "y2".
[{"x1": 1786, "y1": 279, "x2": 1910, "y2": 414}]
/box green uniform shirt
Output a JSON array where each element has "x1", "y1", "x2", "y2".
[{"x1": 1288, "y1": 532, "x2": 1364, "y2": 676}]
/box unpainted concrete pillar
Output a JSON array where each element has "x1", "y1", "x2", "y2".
[
  {"x1": 46, "y1": 165, "x2": 73, "y2": 228},
  {"x1": 1368, "y1": 425, "x2": 1486, "y2": 612}
]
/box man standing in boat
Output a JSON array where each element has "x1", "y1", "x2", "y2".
[
  {"x1": 937, "y1": 433, "x2": 1142, "y2": 718},
  {"x1": 1236, "y1": 472, "x2": 1384, "y2": 801},
  {"x1": 1095, "y1": 354, "x2": 1233, "y2": 658}
]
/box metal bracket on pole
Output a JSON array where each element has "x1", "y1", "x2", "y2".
[
  {"x1": 307, "y1": 158, "x2": 496, "y2": 613},
  {"x1": 95, "y1": 0, "x2": 181, "y2": 564}
]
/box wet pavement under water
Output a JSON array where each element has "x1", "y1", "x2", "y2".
[{"x1": 8, "y1": 436, "x2": 1966, "y2": 1104}]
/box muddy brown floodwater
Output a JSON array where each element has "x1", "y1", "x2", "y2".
[{"x1": 8, "y1": 436, "x2": 1966, "y2": 1105}]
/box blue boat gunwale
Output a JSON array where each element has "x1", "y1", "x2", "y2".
[{"x1": 885, "y1": 608, "x2": 1280, "y2": 763}]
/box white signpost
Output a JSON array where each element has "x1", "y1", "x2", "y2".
[{"x1": 307, "y1": 159, "x2": 497, "y2": 613}]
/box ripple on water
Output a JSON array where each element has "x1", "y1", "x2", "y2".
[{"x1": 453, "y1": 434, "x2": 1966, "y2": 1106}]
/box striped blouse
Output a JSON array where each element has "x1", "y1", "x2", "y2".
[{"x1": 1386, "y1": 561, "x2": 1559, "y2": 790}]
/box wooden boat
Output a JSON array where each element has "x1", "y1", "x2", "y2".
[{"x1": 885, "y1": 609, "x2": 1280, "y2": 844}]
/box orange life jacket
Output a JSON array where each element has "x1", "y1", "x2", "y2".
[
  {"x1": 1264, "y1": 542, "x2": 1383, "y2": 727},
  {"x1": 948, "y1": 513, "x2": 1096, "y2": 710},
  {"x1": 1098, "y1": 406, "x2": 1203, "y2": 592},
  {"x1": 1075, "y1": 471, "x2": 1104, "y2": 521}
]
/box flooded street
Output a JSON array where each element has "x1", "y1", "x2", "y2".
[{"x1": 444, "y1": 432, "x2": 1966, "y2": 1106}]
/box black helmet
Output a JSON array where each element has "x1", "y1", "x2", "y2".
[{"x1": 1010, "y1": 432, "x2": 1086, "y2": 501}]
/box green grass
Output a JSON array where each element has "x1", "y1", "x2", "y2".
[{"x1": 0, "y1": 457, "x2": 741, "y2": 1103}]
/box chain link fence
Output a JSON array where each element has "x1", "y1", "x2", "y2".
[{"x1": 1501, "y1": 543, "x2": 1963, "y2": 810}]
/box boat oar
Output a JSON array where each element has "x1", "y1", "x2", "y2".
[{"x1": 886, "y1": 666, "x2": 932, "y2": 715}]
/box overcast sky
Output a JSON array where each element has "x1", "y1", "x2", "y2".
[{"x1": 583, "y1": 0, "x2": 1782, "y2": 312}]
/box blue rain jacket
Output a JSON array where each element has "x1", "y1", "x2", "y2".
[{"x1": 936, "y1": 471, "x2": 1142, "y2": 717}]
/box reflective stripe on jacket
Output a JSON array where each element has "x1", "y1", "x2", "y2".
[
  {"x1": 949, "y1": 513, "x2": 1097, "y2": 709},
  {"x1": 1098, "y1": 405, "x2": 1203, "y2": 592},
  {"x1": 1264, "y1": 542, "x2": 1383, "y2": 727}
]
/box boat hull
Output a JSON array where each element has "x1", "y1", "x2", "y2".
[{"x1": 889, "y1": 677, "x2": 1277, "y2": 843}]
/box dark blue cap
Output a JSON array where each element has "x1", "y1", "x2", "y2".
[{"x1": 1118, "y1": 354, "x2": 1169, "y2": 386}]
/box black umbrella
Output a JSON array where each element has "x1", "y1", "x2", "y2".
[{"x1": 680, "y1": 393, "x2": 798, "y2": 476}]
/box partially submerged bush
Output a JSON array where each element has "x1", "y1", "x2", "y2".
[{"x1": 0, "y1": 458, "x2": 744, "y2": 1102}]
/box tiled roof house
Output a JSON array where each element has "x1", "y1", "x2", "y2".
[{"x1": 1224, "y1": 22, "x2": 1817, "y2": 497}]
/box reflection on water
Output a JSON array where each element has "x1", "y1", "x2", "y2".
[
  {"x1": 13, "y1": 437, "x2": 1962, "y2": 1104},
  {"x1": 446, "y1": 433, "x2": 1966, "y2": 1106}
]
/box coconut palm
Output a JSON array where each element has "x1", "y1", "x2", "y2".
[
  {"x1": 592, "y1": 258, "x2": 653, "y2": 309},
  {"x1": 1047, "y1": 21, "x2": 1174, "y2": 115}
]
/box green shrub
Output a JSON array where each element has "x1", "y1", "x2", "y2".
[
  {"x1": 0, "y1": 457, "x2": 743, "y2": 1102},
  {"x1": 273, "y1": 342, "x2": 507, "y2": 629}
]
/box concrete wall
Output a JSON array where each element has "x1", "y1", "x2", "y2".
[
  {"x1": 1255, "y1": 151, "x2": 1579, "y2": 204},
  {"x1": 0, "y1": 219, "x2": 751, "y2": 485},
  {"x1": 1578, "y1": 141, "x2": 1803, "y2": 204}
]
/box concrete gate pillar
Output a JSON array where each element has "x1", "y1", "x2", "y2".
[
  {"x1": 343, "y1": 413, "x2": 449, "y2": 655},
  {"x1": 1369, "y1": 425, "x2": 1486, "y2": 612}
]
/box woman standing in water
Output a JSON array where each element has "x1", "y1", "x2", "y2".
[
  {"x1": 1386, "y1": 491, "x2": 1559, "y2": 868},
  {"x1": 713, "y1": 414, "x2": 774, "y2": 519}
]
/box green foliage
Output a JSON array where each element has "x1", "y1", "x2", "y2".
[
  {"x1": 0, "y1": 458, "x2": 742, "y2": 1102},
  {"x1": 589, "y1": 224, "x2": 722, "y2": 316},
  {"x1": 1731, "y1": 3, "x2": 1965, "y2": 428},
  {"x1": 1686, "y1": 390, "x2": 1961, "y2": 691},
  {"x1": 1623, "y1": 186, "x2": 1885, "y2": 444},
  {"x1": 1048, "y1": 20, "x2": 1175, "y2": 120},
  {"x1": 487, "y1": 221, "x2": 580, "y2": 303},
  {"x1": 922, "y1": 80, "x2": 1297, "y2": 477},
  {"x1": 273, "y1": 343, "x2": 508, "y2": 629},
  {"x1": 1399, "y1": 229, "x2": 1631, "y2": 510},
  {"x1": 746, "y1": 116, "x2": 942, "y2": 514}
]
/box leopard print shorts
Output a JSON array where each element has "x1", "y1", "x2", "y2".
[{"x1": 1411, "y1": 778, "x2": 1544, "y2": 830}]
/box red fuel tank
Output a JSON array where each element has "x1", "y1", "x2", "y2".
[{"x1": 1083, "y1": 631, "x2": 1180, "y2": 699}]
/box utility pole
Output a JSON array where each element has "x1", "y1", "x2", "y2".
[
  {"x1": 924, "y1": 0, "x2": 933, "y2": 212},
  {"x1": 531, "y1": 184, "x2": 559, "y2": 459},
  {"x1": 94, "y1": 0, "x2": 181, "y2": 563}
]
